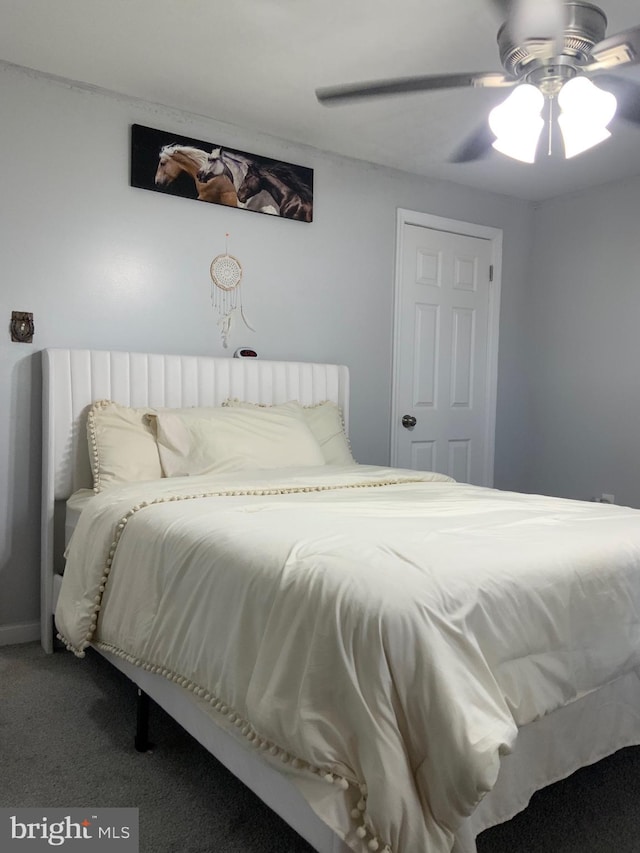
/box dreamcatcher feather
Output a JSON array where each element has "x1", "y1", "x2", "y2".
[{"x1": 209, "y1": 234, "x2": 255, "y2": 348}]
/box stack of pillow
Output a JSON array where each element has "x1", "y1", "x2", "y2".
[{"x1": 87, "y1": 399, "x2": 354, "y2": 493}]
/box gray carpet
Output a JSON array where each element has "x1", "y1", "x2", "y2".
[{"x1": 1, "y1": 642, "x2": 639, "y2": 852}]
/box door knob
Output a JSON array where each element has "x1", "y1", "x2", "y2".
[{"x1": 401, "y1": 415, "x2": 417, "y2": 428}]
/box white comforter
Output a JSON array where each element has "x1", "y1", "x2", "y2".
[{"x1": 56, "y1": 464, "x2": 640, "y2": 853}]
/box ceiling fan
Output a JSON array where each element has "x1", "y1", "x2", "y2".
[{"x1": 315, "y1": 1, "x2": 640, "y2": 163}]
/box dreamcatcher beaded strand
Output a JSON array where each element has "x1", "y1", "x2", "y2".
[{"x1": 210, "y1": 233, "x2": 255, "y2": 348}]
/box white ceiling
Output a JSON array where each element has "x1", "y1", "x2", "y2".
[{"x1": 2, "y1": 0, "x2": 640, "y2": 202}]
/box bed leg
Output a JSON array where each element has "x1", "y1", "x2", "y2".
[{"x1": 134, "y1": 688, "x2": 154, "y2": 752}]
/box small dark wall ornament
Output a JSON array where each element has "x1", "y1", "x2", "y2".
[{"x1": 10, "y1": 311, "x2": 34, "y2": 343}]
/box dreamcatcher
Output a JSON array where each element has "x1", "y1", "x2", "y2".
[{"x1": 209, "y1": 234, "x2": 255, "y2": 348}]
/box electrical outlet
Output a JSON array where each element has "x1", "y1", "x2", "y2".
[{"x1": 600, "y1": 493, "x2": 615, "y2": 504}]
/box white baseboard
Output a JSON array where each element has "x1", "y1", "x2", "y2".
[{"x1": 0, "y1": 621, "x2": 40, "y2": 646}]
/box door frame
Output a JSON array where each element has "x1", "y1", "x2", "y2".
[{"x1": 390, "y1": 208, "x2": 503, "y2": 485}]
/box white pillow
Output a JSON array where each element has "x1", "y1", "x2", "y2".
[
  {"x1": 87, "y1": 402, "x2": 234, "y2": 492},
  {"x1": 87, "y1": 400, "x2": 162, "y2": 493},
  {"x1": 224, "y1": 400, "x2": 354, "y2": 465},
  {"x1": 153, "y1": 406, "x2": 326, "y2": 477}
]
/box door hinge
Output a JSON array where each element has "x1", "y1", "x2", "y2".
[{"x1": 489, "y1": 264, "x2": 494, "y2": 282}]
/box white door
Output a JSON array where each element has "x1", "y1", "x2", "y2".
[{"x1": 391, "y1": 211, "x2": 501, "y2": 486}]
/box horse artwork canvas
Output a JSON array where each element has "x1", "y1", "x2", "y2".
[{"x1": 130, "y1": 124, "x2": 314, "y2": 222}]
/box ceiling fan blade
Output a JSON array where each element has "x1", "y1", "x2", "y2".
[
  {"x1": 316, "y1": 72, "x2": 514, "y2": 105},
  {"x1": 590, "y1": 73, "x2": 640, "y2": 126},
  {"x1": 585, "y1": 25, "x2": 640, "y2": 72},
  {"x1": 449, "y1": 124, "x2": 496, "y2": 164}
]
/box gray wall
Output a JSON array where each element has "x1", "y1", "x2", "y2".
[
  {"x1": 524, "y1": 178, "x2": 640, "y2": 509},
  {"x1": 0, "y1": 61, "x2": 534, "y2": 640}
]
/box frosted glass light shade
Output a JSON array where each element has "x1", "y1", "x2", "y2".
[
  {"x1": 558, "y1": 77, "x2": 617, "y2": 158},
  {"x1": 489, "y1": 85, "x2": 545, "y2": 163}
]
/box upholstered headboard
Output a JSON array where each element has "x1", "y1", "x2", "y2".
[{"x1": 41, "y1": 348, "x2": 350, "y2": 651}]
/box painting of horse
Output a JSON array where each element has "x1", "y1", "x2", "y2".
[
  {"x1": 154, "y1": 144, "x2": 238, "y2": 207},
  {"x1": 198, "y1": 147, "x2": 250, "y2": 189},
  {"x1": 237, "y1": 161, "x2": 313, "y2": 222},
  {"x1": 130, "y1": 124, "x2": 313, "y2": 222},
  {"x1": 198, "y1": 148, "x2": 280, "y2": 216}
]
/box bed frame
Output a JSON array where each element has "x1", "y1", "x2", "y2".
[{"x1": 41, "y1": 347, "x2": 640, "y2": 853}]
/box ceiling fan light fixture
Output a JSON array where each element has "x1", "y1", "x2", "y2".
[
  {"x1": 315, "y1": 1, "x2": 640, "y2": 168},
  {"x1": 558, "y1": 116, "x2": 612, "y2": 158},
  {"x1": 557, "y1": 76, "x2": 617, "y2": 158},
  {"x1": 488, "y1": 84, "x2": 545, "y2": 163}
]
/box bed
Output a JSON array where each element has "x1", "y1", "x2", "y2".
[{"x1": 42, "y1": 347, "x2": 640, "y2": 853}]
